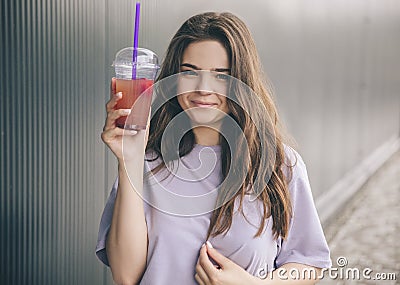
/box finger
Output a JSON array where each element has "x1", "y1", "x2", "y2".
[
  {"x1": 195, "y1": 265, "x2": 210, "y2": 285},
  {"x1": 110, "y1": 77, "x2": 116, "y2": 98},
  {"x1": 194, "y1": 273, "x2": 205, "y2": 285},
  {"x1": 196, "y1": 253, "x2": 211, "y2": 284},
  {"x1": 101, "y1": 126, "x2": 138, "y2": 143},
  {"x1": 199, "y1": 242, "x2": 218, "y2": 277},
  {"x1": 107, "y1": 108, "x2": 131, "y2": 123},
  {"x1": 101, "y1": 127, "x2": 124, "y2": 143},
  {"x1": 205, "y1": 241, "x2": 230, "y2": 270},
  {"x1": 103, "y1": 109, "x2": 131, "y2": 131},
  {"x1": 106, "y1": 92, "x2": 123, "y2": 112}
]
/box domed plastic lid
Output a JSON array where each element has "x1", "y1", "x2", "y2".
[
  {"x1": 112, "y1": 47, "x2": 159, "y2": 68},
  {"x1": 113, "y1": 47, "x2": 159, "y2": 79}
]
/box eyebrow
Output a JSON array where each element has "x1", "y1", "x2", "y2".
[{"x1": 180, "y1": 63, "x2": 230, "y2": 73}]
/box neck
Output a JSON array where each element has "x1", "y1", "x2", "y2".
[{"x1": 192, "y1": 126, "x2": 220, "y2": 146}]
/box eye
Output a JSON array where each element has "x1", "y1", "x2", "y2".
[
  {"x1": 215, "y1": 73, "x2": 229, "y2": 81},
  {"x1": 181, "y1": 70, "x2": 198, "y2": 77}
]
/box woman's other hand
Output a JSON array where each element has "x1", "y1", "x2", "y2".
[{"x1": 195, "y1": 241, "x2": 260, "y2": 285}]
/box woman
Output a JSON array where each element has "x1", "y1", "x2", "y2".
[{"x1": 97, "y1": 12, "x2": 331, "y2": 285}]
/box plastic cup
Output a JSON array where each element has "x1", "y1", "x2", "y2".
[{"x1": 112, "y1": 47, "x2": 159, "y2": 130}]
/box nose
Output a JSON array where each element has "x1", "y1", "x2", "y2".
[{"x1": 197, "y1": 72, "x2": 213, "y2": 95}]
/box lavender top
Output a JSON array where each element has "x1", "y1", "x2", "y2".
[{"x1": 96, "y1": 145, "x2": 331, "y2": 284}]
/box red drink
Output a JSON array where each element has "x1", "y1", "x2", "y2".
[
  {"x1": 113, "y1": 47, "x2": 159, "y2": 129},
  {"x1": 115, "y1": 78, "x2": 154, "y2": 129}
]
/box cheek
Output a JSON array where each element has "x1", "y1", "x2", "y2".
[
  {"x1": 177, "y1": 94, "x2": 188, "y2": 110},
  {"x1": 220, "y1": 96, "x2": 230, "y2": 113}
]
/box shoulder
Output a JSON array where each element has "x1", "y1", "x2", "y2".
[
  {"x1": 281, "y1": 144, "x2": 308, "y2": 185},
  {"x1": 281, "y1": 144, "x2": 315, "y2": 211},
  {"x1": 280, "y1": 144, "x2": 318, "y2": 218}
]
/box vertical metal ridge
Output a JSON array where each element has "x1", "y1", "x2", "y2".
[
  {"x1": 2, "y1": 1, "x2": 10, "y2": 284},
  {"x1": 103, "y1": 2, "x2": 111, "y2": 284},
  {"x1": 21, "y1": 1, "x2": 28, "y2": 282},
  {"x1": 5, "y1": 0, "x2": 10, "y2": 283},
  {"x1": 33, "y1": 0, "x2": 39, "y2": 274},
  {"x1": 0, "y1": 0, "x2": 6, "y2": 283},
  {"x1": 39, "y1": 0, "x2": 46, "y2": 281},
  {"x1": 82, "y1": 0, "x2": 90, "y2": 281},
  {"x1": 11, "y1": 0, "x2": 16, "y2": 281},
  {"x1": 69, "y1": 0, "x2": 74, "y2": 282},
  {"x1": 56, "y1": 0, "x2": 63, "y2": 283},
  {"x1": 64, "y1": 0, "x2": 69, "y2": 236},
  {"x1": 26, "y1": 1, "x2": 31, "y2": 282},
  {"x1": 48, "y1": 0, "x2": 54, "y2": 281},
  {"x1": 75, "y1": 0, "x2": 82, "y2": 281},
  {"x1": 15, "y1": 1, "x2": 21, "y2": 284},
  {"x1": 47, "y1": 0, "x2": 54, "y2": 278},
  {"x1": 27, "y1": 0, "x2": 34, "y2": 283},
  {"x1": 65, "y1": 0, "x2": 71, "y2": 282},
  {"x1": 41, "y1": 0, "x2": 47, "y2": 281}
]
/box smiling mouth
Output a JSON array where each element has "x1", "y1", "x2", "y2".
[{"x1": 191, "y1": 100, "x2": 218, "y2": 108}]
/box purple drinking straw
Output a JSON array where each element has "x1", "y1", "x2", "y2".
[{"x1": 132, "y1": 2, "x2": 140, "y2": 79}]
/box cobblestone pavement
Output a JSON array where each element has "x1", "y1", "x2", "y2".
[{"x1": 319, "y1": 151, "x2": 400, "y2": 285}]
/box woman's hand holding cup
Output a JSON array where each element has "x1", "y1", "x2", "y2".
[{"x1": 101, "y1": 78, "x2": 149, "y2": 163}]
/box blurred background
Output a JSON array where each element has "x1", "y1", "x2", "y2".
[{"x1": 1, "y1": 0, "x2": 399, "y2": 284}]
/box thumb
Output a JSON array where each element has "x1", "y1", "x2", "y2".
[{"x1": 205, "y1": 241, "x2": 231, "y2": 268}]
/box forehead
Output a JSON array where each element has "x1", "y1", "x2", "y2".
[{"x1": 182, "y1": 40, "x2": 230, "y2": 70}]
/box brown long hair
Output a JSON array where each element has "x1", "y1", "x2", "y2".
[{"x1": 147, "y1": 12, "x2": 295, "y2": 240}]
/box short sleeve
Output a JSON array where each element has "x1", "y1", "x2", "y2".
[
  {"x1": 275, "y1": 148, "x2": 332, "y2": 269},
  {"x1": 95, "y1": 179, "x2": 118, "y2": 266}
]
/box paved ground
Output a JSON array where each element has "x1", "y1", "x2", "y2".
[{"x1": 319, "y1": 151, "x2": 400, "y2": 284}]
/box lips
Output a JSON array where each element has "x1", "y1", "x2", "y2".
[{"x1": 191, "y1": 100, "x2": 217, "y2": 108}]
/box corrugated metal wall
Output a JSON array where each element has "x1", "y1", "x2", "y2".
[
  {"x1": 1, "y1": 0, "x2": 108, "y2": 284},
  {"x1": 1, "y1": 0, "x2": 399, "y2": 284}
]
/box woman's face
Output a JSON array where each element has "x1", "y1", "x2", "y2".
[{"x1": 177, "y1": 40, "x2": 230, "y2": 126}]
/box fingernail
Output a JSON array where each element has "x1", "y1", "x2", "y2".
[
  {"x1": 206, "y1": 241, "x2": 213, "y2": 249},
  {"x1": 124, "y1": 109, "x2": 131, "y2": 114},
  {"x1": 201, "y1": 243, "x2": 205, "y2": 248},
  {"x1": 129, "y1": 130, "x2": 137, "y2": 135},
  {"x1": 116, "y1": 92, "x2": 122, "y2": 97}
]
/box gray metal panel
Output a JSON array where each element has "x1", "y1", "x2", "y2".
[
  {"x1": 1, "y1": 0, "x2": 399, "y2": 284},
  {"x1": 1, "y1": 0, "x2": 108, "y2": 284}
]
